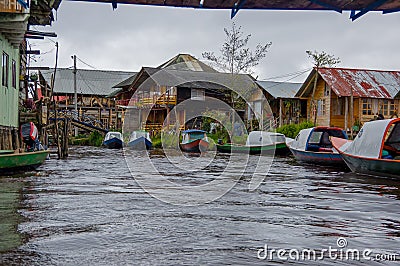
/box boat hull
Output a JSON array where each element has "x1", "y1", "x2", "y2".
[
  {"x1": 216, "y1": 142, "x2": 289, "y2": 155},
  {"x1": 0, "y1": 150, "x2": 49, "y2": 173},
  {"x1": 127, "y1": 136, "x2": 152, "y2": 150},
  {"x1": 289, "y1": 148, "x2": 344, "y2": 165},
  {"x1": 103, "y1": 138, "x2": 123, "y2": 149},
  {"x1": 180, "y1": 139, "x2": 209, "y2": 153},
  {"x1": 341, "y1": 153, "x2": 400, "y2": 178}
]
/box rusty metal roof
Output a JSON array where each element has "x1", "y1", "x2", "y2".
[
  {"x1": 69, "y1": 0, "x2": 400, "y2": 20},
  {"x1": 298, "y1": 68, "x2": 400, "y2": 99}
]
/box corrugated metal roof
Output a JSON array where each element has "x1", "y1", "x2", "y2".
[
  {"x1": 157, "y1": 54, "x2": 217, "y2": 73},
  {"x1": 112, "y1": 73, "x2": 138, "y2": 88},
  {"x1": 256, "y1": 81, "x2": 302, "y2": 99},
  {"x1": 41, "y1": 68, "x2": 135, "y2": 96},
  {"x1": 318, "y1": 68, "x2": 400, "y2": 98}
]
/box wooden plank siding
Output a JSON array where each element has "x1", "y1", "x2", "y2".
[{"x1": 305, "y1": 78, "x2": 330, "y2": 126}]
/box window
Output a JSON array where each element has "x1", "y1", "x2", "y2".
[
  {"x1": 12, "y1": 60, "x2": 16, "y2": 88},
  {"x1": 324, "y1": 83, "x2": 330, "y2": 96},
  {"x1": 2, "y1": 52, "x2": 9, "y2": 87},
  {"x1": 332, "y1": 97, "x2": 344, "y2": 115},
  {"x1": 362, "y1": 99, "x2": 372, "y2": 115},
  {"x1": 191, "y1": 88, "x2": 205, "y2": 101},
  {"x1": 317, "y1": 99, "x2": 326, "y2": 116},
  {"x1": 380, "y1": 100, "x2": 395, "y2": 117}
]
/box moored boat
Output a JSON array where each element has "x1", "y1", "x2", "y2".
[
  {"x1": 288, "y1": 126, "x2": 348, "y2": 165},
  {"x1": 103, "y1": 132, "x2": 123, "y2": 149},
  {"x1": 179, "y1": 129, "x2": 209, "y2": 153},
  {"x1": 331, "y1": 118, "x2": 400, "y2": 177},
  {"x1": 216, "y1": 131, "x2": 289, "y2": 155},
  {"x1": 127, "y1": 130, "x2": 152, "y2": 150},
  {"x1": 0, "y1": 150, "x2": 50, "y2": 173}
]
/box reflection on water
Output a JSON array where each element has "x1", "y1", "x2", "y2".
[
  {"x1": 0, "y1": 146, "x2": 399, "y2": 265},
  {"x1": 0, "y1": 178, "x2": 25, "y2": 253}
]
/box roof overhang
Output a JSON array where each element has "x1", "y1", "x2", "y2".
[{"x1": 69, "y1": 0, "x2": 400, "y2": 20}]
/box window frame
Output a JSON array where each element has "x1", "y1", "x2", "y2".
[{"x1": 2, "y1": 52, "x2": 9, "y2": 87}]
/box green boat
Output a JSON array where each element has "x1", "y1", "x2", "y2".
[
  {"x1": 216, "y1": 142, "x2": 288, "y2": 155},
  {"x1": 216, "y1": 131, "x2": 290, "y2": 155},
  {"x1": 0, "y1": 150, "x2": 50, "y2": 173}
]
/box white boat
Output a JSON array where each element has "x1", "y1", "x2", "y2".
[
  {"x1": 103, "y1": 132, "x2": 123, "y2": 149},
  {"x1": 331, "y1": 118, "x2": 400, "y2": 177},
  {"x1": 288, "y1": 126, "x2": 348, "y2": 165},
  {"x1": 127, "y1": 130, "x2": 152, "y2": 150}
]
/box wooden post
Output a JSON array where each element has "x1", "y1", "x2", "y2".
[
  {"x1": 108, "y1": 108, "x2": 112, "y2": 129},
  {"x1": 350, "y1": 87, "x2": 354, "y2": 138},
  {"x1": 7, "y1": 128, "x2": 12, "y2": 150},
  {"x1": 344, "y1": 97, "x2": 348, "y2": 132},
  {"x1": 279, "y1": 98, "x2": 283, "y2": 127},
  {"x1": 12, "y1": 128, "x2": 20, "y2": 150},
  {"x1": 311, "y1": 68, "x2": 319, "y2": 125}
]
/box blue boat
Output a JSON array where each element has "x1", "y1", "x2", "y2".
[
  {"x1": 288, "y1": 126, "x2": 348, "y2": 165},
  {"x1": 127, "y1": 130, "x2": 152, "y2": 150},
  {"x1": 103, "y1": 132, "x2": 123, "y2": 149}
]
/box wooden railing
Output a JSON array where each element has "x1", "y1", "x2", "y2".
[
  {"x1": 116, "y1": 95, "x2": 177, "y2": 107},
  {"x1": 0, "y1": 0, "x2": 26, "y2": 13}
]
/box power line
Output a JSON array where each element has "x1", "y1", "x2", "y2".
[
  {"x1": 76, "y1": 56, "x2": 98, "y2": 70},
  {"x1": 261, "y1": 68, "x2": 311, "y2": 81}
]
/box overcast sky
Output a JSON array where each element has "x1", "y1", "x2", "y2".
[{"x1": 30, "y1": 1, "x2": 400, "y2": 83}]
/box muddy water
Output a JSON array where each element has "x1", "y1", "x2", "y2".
[{"x1": 0, "y1": 146, "x2": 399, "y2": 265}]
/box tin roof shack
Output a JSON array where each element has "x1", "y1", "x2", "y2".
[
  {"x1": 40, "y1": 68, "x2": 135, "y2": 130},
  {"x1": 296, "y1": 67, "x2": 400, "y2": 132},
  {"x1": 255, "y1": 81, "x2": 303, "y2": 128},
  {"x1": 115, "y1": 54, "x2": 263, "y2": 135}
]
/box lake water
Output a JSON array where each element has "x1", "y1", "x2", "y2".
[{"x1": 0, "y1": 146, "x2": 399, "y2": 265}]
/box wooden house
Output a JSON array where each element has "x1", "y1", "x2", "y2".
[
  {"x1": 296, "y1": 67, "x2": 400, "y2": 131},
  {"x1": 114, "y1": 54, "x2": 262, "y2": 134},
  {"x1": 0, "y1": 0, "x2": 59, "y2": 150},
  {"x1": 255, "y1": 81, "x2": 305, "y2": 127},
  {"x1": 39, "y1": 68, "x2": 135, "y2": 129}
]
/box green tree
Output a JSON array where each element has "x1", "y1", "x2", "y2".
[
  {"x1": 202, "y1": 22, "x2": 272, "y2": 75},
  {"x1": 306, "y1": 50, "x2": 340, "y2": 125}
]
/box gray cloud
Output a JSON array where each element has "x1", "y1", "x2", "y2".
[{"x1": 31, "y1": 2, "x2": 400, "y2": 83}]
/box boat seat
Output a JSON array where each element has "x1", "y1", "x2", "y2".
[
  {"x1": 307, "y1": 144, "x2": 320, "y2": 152},
  {"x1": 318, "y1": 147, "x2": 333, "y2": 152}
]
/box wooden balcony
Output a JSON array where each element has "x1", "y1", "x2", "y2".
[
  {"x1": 116, "y1": 95, "x2": 177, "y2": 108},
  {"x1": 0, "y1": 0, "x2": 25, "y2": 13},
  {"x1": 141, "y1": 95, "x2": 177, "y2": 106}
]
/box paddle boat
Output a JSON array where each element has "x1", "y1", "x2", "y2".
[
  {"x1": 179, "y1": 129, "x2": 209, "y2": 153},
  {"x1": 127, "y1": 130, "x2": 152, "y2": 150},
  {"x1": 288, "y1": 126, "x2": 348, "y2": 165},
  {"x1": 331, "y1": 118, "x2": 400, "y2": 177},
  {"x1": 102, "y1": 131, "x2": 123, "y2": 149},
  {"x1": 216, "y1": 131, "x2": 290, "y2": 155}
]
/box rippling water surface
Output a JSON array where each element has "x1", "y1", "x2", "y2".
[{"x1": 0, "y1": 146, "x2": 399, "y2": 265}]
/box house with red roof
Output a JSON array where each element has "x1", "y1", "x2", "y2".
[{"x1": 296, "y1": 67, "x2": 400, "y2": 131}]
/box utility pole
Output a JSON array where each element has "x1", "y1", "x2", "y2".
[{"x1": 72, "y1": 55, "x2": 78, "y2": 136}]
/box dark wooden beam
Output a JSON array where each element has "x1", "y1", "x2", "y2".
[
  {"x1": 27, "y1": 66, "x2": 50, "y2": 70},
  {"x1": 26, "y1": 30, "x2": 57, "y2": 37},
  {"x1": 24, "y1": 50, "x2": 41, "y2": 55},
  {"x1": 24, "y1": 34, "x2": 44, "y2": 39}
]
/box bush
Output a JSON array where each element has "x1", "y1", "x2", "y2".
[
  {"x1": 88, "y1": 131, "x2": 104, "y2": 147},
  {"x1": 276, "y1": 121, "x2": 314, "y2": 139}
]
